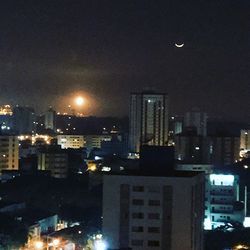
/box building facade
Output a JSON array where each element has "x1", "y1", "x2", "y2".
[
  {"x1": 38, "y1": 148, "x2": 68, "y2": 178},
  {"x1": 0, "y1": 135, "x2": 19, "y2": 172},
  {"x1": 13, "y1": 106, "x2": 36, "y2": 134},
  {"x1": 84, "y1": 134, "x2": 112, "y2": 150},
  {"x1": 174, "y1": 134, "x2": 239, "y2": 166},
  {"x1": 174, "y1": 165, "x2": 245, "y2": 230},
  {"x1": 204, "y1": 174, "x2": 244, "y2": 230},
  {"x1": 129, "y1": 92, "x2": 168, "y2": 153},
  {"x1": 57, "y1": 135, "x2": 84, "y2": 149},
  {"x1": 103, "y1": 174, "x2": 204, "y2": 250},
  {"x1": 209, "y1": 136, "x2": 240, "y2": 166},
  {"x1": 44, "y1": 107, "x2": 56, "y2": 131},
  {"x1": 184, "y1": 110, "x2": 207, "y2": 137},
  {"x1": 240, "y1": 129, "x2": 250, "y2": 158}
]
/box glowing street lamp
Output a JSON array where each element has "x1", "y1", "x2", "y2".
[
  {"x1": 34, "y1": 241, "x2": 44, "y2": 249},
  {"x1": 52, "y1": 239, "x2": 60, "y2": 247}
]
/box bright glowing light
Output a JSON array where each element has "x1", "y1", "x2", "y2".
[
  {"x1": 94, "y1": 240, "x2": 107, "y2": 250},
  {"x1": 234, "y1": 244, "x2": 250, "y2": 250},
  {"x1": 102, "y1": 166, "x2": 111, "y2": 172},
  {"x1": 88, "y1": 163, "x2": 97, "y2": 172},
  {"x1": 244, "y1": 217, "x2": 250, "y2": 227},
  {"x1": 34, "y1": 241, "x2": 44, "y2": 249},
  {"x1": 209, "y1": 174, "x2": 234, "y2": 186},
  {"x1": 75, "y1": 96, "x2": 85, "y2": 106},
  {"x1": 204, "y1": 218, "x2": 212, "y2": 230},
  {"x1": 53, "y1": 239, "x2": 60, "y2": 246}
]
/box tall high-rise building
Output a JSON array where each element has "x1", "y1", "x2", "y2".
[
  {"x1": 129, "y1": 91, "x2": 168, "y2": 153},
  {"x1": 44, "y1": 107, "x2": 56, "y2": 131},
  {"x1": 184, "y1": 109, "x2": 207, "y2": 136},
  {"x1": 13, "y1": 106, "x2": 36, "y2": 134},
  {"x1": 0, "y1": 135, "x2": 19, "y2": 172}
]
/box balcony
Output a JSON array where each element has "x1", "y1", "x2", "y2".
[{"x1": 210, "y1": 200, "x2": 233, "y2": 205}]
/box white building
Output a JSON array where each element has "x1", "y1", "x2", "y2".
[
  {"x1": 57, "y1": 135, "x2": 84, "y2": 149},
  {"x1": 174, "y1": 165, "x2": 245, "y2": 230},
  {"x1": 204, "y1": 174, "x2": 245, "y2": 230},
  {"x1": 129, "y1": 91, "x2": 168, "y2": 153},
  {"x1": 0, "y1": 135, "x2": 19, "y2": 172},
  {"x1": 103, "y1": 173, "x2": 204, "y2": 250}
]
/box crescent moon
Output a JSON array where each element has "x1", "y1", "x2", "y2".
[{"x1": 175, "y1": 43, "x2": 184, "y2": 48}]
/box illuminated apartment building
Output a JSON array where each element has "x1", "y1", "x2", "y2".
[
  {"x1": 204, "y1": 174, "x2": 244, "y2": 230},
  {"x1": 129, "y1": 91, "x2": 168, "y2": 153},
  {"x1": 57, "y1": 135, "x2": 84, "y2": 149},
  {"x1": 0, "y1": 105, "x2": 13, "y2": 115},
  {"x1": 0, "y1": 135, "x2": 19, "y2": 172},
  {"x1": 240, "y1": 129, "x2": 250, "y2": 158}
]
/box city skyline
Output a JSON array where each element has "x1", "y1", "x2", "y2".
[{"x1": 1, "y1": 1, "x2": 250, "y2": 250}]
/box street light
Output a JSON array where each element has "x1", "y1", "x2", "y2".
[
  {"x1": 94, "y1": 239, "x2": 107, "y2": 250},
  {"x1": 52, "y1": 239, "x2": 60, "y2": 247},
  {"x1": 34, "y1": 241, "x2": 44, "y2": 249}
]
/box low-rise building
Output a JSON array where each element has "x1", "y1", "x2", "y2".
[
  {"x1": 57, "y1": 135, "x2": 84, "y2": 149},
  {"x1": 204, "y1": 174, "x2": 244, "y2": 230}
]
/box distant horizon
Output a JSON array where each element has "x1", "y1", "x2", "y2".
[{"x1": 0, "y1": 102, "x2": 249, "y2": 124}]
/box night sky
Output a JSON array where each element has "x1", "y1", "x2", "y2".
[{"x1": 0, "y1": 0, "x2": 250, "y2": 120}]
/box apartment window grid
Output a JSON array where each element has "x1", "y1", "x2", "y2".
[
  {"x1": 130, "y1": 184, "x2": 162, "y2": 249},
  {"x1": 131, "y1": 185, "x2": 162, "y2": 207}
]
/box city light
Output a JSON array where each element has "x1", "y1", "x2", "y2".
[
  {"x1": 75, "y1": 96, "x2": 85, "y2": 106},
  {"x1": 94, "y1": 240, "x2": 107, "y2": 250},
  {"x1": 234, "y1": 244, "x2": 250, "y2": 250},
  {"x1": 87, "y1": 162, "x2": 97, "y2": 172},
  {"x1": 204, "y1": 218, "x2": 212, "y2": 230},
  {"x1": 0, "y1": 104, "x2": 13, "y2": 115},
  {"x1": 209, "y1": 174, "x2": 235, "y2": 186},
  {"x1": 53, "y1": 239, "x2": 60, "y2": 246},
  {"x1": 34, "y1": 241, "x2": 44, "y2": 249}
]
